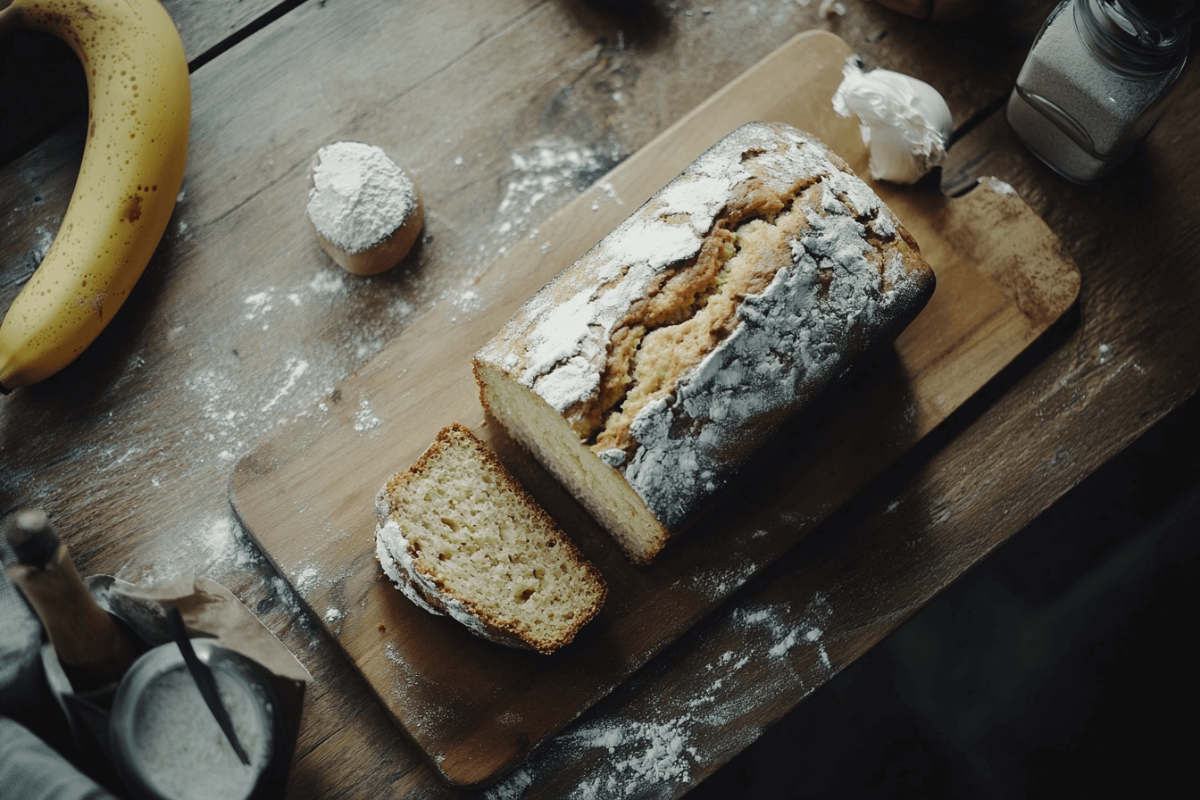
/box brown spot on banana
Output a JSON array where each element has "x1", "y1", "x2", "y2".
[{"x1": 122, "y1": 193, "x2": 142, "y2": 223}]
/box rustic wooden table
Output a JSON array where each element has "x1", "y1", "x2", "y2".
[{"x1": 2, "y1": 1, "x2": 1197, "y2": 797}]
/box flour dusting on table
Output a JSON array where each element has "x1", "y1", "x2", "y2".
[
  {"x1": 261, "y1": 358, "x2": 310, "y2": 413},
  {"x1": 179, "y1": 264, "x2": 421, "y2": 462},
  {"x1": 244, "y1": 290, "x2": 274, "y2": 320},
  {"x1": 354, "y1": 399, "x2": 381, "y2": 435},
  {"x1": 692, "y1": 557, "x2": 760, "y2": 600},
  {"x1": 454, "y1": 287, "x2": 484, "y2": 315},
  {"x1": 494, "y1": 138, "x2": 623, "y2": 245},
  {"x1": 117, "y1": 515, "x2": 266, "y2": 591}
]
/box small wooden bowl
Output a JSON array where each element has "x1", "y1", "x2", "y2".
[{"x1": 306, "y1": 143, "x2": 425, "y2": 276}]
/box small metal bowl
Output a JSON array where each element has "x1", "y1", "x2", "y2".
[{"x1": 109, "y1": 639, "x2": 281, "y2": 800}]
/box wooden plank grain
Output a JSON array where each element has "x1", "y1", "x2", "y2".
[{"x1": 166, "y1": 0, "x2": 299, "y2": 62}]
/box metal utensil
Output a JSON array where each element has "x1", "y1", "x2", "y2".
[{"x1": 166, "y1": 607, "x2": 250, "y2": 765}]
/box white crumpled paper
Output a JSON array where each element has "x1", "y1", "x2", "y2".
[{"x1": 832, "y1": 57, "x2": 953, "y2": 184}]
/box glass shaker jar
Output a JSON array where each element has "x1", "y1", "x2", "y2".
[{"x1": 1007, "y1": 0, "x2": 1195, "y2": 183}]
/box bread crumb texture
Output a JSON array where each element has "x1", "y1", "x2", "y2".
[{"x1": 375, "y1": 424, "x2": 606, "y2": 654}]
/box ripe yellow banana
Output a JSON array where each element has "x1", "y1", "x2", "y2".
[{"x1": 0, "y1": 0, "x2": 190, "y2": 393}]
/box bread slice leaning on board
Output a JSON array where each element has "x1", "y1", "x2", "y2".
[{"x1": 375, "y1": 423, "x2": 607, "y2": 654}]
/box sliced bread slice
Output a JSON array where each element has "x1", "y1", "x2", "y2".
[{"x1": 374, "y1": 423, "x2": 606, "y2": 654}]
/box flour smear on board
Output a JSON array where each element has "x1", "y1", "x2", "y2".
[
  {"x1": 183, "y1": 266, "x2": 416, "y2": 461},
  {"x1": 484, "y1": 593, "x2": 836, "y2": 798}
]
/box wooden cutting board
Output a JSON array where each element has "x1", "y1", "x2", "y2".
[{"x1": 229, "y1": 30, "x2": 1079, "y2": 789}]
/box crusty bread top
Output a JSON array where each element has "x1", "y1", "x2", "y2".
[
  {"x1": 474, "y1": 122, "x2": 935, "y2": 532},
  {"x1": 474, "y1": 123, "x2": 934, "y2": 529},
  {"x1": 374, "y1": 423, "x2": 606, "y2": 654}
]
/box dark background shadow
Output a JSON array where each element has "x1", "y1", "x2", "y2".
[{"x1": 688, "y1": 387, "x2": 1200, "y2": 798}]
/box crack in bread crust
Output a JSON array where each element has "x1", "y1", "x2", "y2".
[{"x1": 589, "y1": 170, "x2": 902, "y2": 457}]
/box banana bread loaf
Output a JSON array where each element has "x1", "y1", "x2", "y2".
[{"x1": 473, "y1": 122, "x2": 936, "y2": 563}]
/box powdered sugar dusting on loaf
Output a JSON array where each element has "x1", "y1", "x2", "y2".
[
  {"x1": 533, "y1": 351, "x2": 602, "y2": 412},
  {"x1": 656, "y1": 175, "x2": 736, "y2": 233},
  {"x1": 608, "y1": 128, "x2": 923, "y2": 528},
  {"x1": 516, "y1": 175, "x2": 735, "y2": 410},
  {"x1": 625, "y1": 190, "x2": 918, "y2": 527},
  {"x1": 475, "y1": 121, "x2": 935, "y2": 547},
  {"x1": 375, "y1": 519, "x2": 443, "y2": 617}
]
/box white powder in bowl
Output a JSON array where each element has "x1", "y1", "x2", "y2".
[
  {"x1": 306, "y1": 142, "x2": 418, "y2": 254},
  {"x1": 132, "y1": 664, "x2": 271, "y2": 800}
]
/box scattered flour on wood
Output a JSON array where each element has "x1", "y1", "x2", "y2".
[
  {"x1": 729, "y1": 600, "x2": 831, "y2": 666},
  {"x1": 484, "y1": 592, "x2": 837, "y2": 797},
  {"x1": 590, "y1": 178, "x2": 625, "y2": 212},
  {"x1": 292, "y1": 565, "x2": 323, "y2": 595},
  {"x1": 383, "y1": 642, "x2": 468, "y2": 738},
  {"x1": 184, "y1": 264, "x2": 402, "y2": 461},
  {"x1": 445, "y1": 286, "x2": 487, "y2": 324},
  {"x1": 793, "y1": 0, "x2": 845, "y2": 15},
  {"x1": 287, "y1": 555, "x2": 357, "y2": 629},
  {"x1": 455, "y1": 288, "x2": 484, "y2": 315},
  {"x1": 307, "y1": 270, "x2": 346, "y2": 296},
  {"x1": 484, "y1": 768, "x2": 535, "y2": 800},
  {"x1": 691, "y1": 557, "x2": 760, "y2": 600},
  {"x1": 989, "y1": 179, "x2": 1018, "y2": 196},
  {"x1": 244, "y1": 290, "x2": 274, "y2": 321},
  {"x1": 354, "y1": 399, "x2": 382, "y2": 435},
  {"x1": 269, "y1": 576, "x2": 309, "y2": 627},
  {"x1": 487, "y1": 717, "x2": 700, "y2": 800},
  {"x1": 493, "y1": 138, "x2": 623, "y2": 246},
  {"x1": 121, "y1": 515, "x2": 265, "y2": 586},
  {"x1": 261, "y1": 357, "x2": 310, "y2": 413}
]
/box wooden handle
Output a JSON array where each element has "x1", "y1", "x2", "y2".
[{"x1": 4, "y1": 509, "x2": 138, "y2": 685}]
